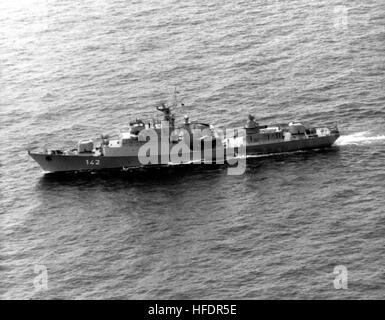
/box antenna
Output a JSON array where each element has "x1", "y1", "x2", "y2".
[
  {"x1": 172, "y1": 86, "x2": 179, "y2": 107},
  {"x1": 172, "y1": 86, "x2": 187, "y2": 109}
]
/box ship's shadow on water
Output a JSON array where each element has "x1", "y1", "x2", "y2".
[{"x1": 36, "y1": 147, "x2": 341, "y2": 189}]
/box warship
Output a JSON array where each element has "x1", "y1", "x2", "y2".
[{"x1": 28, "y1": 98, "x2": 340, "y2": 174}]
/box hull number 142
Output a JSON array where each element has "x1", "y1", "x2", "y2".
[{"x1": 86, "y1": 159, "x2": 100, "y2": 166}]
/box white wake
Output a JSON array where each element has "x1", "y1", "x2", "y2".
[{"x1": 335, "y1": 131, "x2": 385, "y2": 146}]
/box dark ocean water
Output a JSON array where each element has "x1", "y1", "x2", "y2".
[{"x1": 1, "y1": 0, "x2": 384, "y2": 299}]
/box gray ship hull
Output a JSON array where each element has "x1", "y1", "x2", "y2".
[
  {"x1": 29, "y1": 153, "x2": 143, "y2": 173},
  {"x1": 246, "y1": 134, "x2": 339, "y2": 156},
  {"x1": 29, "y1": 134, "x2": 339, "y2": 174}
]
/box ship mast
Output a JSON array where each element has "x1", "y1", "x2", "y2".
[{"x1": 155, "y1": 87, "x2": 182, "y2": 130}]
